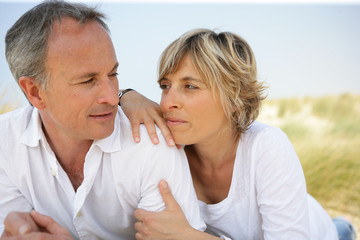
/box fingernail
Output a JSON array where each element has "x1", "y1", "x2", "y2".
[
  {"x1": 135, "y1": 137, "x2": 140, "y2": 143},
  {"x1": 168, "y1": 139, "x2": 175, "y2": 146},
  {"x1": 19, "y1": 224, "x2": 29, "y2": 235},
  {"x1": 152, "y1": 137, "x2": 159, "y2": 144},
  {"x1": 159, "y1": 180, "x2": 168, "y2": 189}
]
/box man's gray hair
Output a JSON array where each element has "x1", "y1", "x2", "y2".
[{"x1": 5, "y1": 0, "x2": 109, "y2": 88}]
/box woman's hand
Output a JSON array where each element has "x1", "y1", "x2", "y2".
[
  {"x1": 134, "y1": 180, "x2": 195, "y2": 240},
  {"x1": 119, "y1": 90, "x2": 176, "y2": 147}
]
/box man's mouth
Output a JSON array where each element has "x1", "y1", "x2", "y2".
[{"x1": 89, "y1": 111, "x2": 114, "y2": 120}]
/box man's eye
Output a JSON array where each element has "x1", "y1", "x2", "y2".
[
  {"x1": 82, "y1": 78, "x2": 94, "y2": 84},
  {"x1": 110, "y1": 72, "x2": 118, "y2": 78}
]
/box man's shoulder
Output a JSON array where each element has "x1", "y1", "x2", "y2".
[
  {"x1": 117, "y1": 107, "x2": 170, "y2": 151},
  {"x1": 0, "y1": 106, "x2": 36, "y2": 168},
  {"x1": 0, "y1": 106, "x2": 34, "y2": 132},
  {"x1": 113, "y1": 108, "x2": 187, "y2": 178},
  {"x1": 0, "y1": 105, "x2": 30, "y2": 117}
]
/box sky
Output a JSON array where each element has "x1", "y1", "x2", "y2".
[{"x1": 0, "y1": 0, "x2": 360, "y2": 106}]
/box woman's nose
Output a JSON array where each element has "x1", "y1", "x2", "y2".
[{"x1": 160, "y1": 87, "x2": 181, "y2": 111}]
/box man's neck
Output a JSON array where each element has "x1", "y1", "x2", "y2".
[{"x1": 39, "y1": 114, "x2": 93, "y2": 190}]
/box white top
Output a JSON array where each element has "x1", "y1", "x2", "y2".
[
  {"x1": 198, "y1": 121, "x2": 337, "y2": 240},
  {"x1": 0, "y1": 106, "x2": 205, "y2": 239}
]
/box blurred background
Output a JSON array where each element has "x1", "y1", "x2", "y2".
[{"x1": 1, "y1": 0, "x2": 359, "y2": 233}]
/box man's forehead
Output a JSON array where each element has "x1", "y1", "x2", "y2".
[
  {"x1": 44, "y1": 15, "x2": 117, "y2": 82},
  {"x1": 47, "y1": 17, "x2": 112, "y2": 57},
  {"x1": 49, "y1": 17, "x2": 104, "y2": 40}
]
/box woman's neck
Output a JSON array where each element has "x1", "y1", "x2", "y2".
[
  {"x1": 185, "y1": 128, "x2": 239, "y2": 204},
  {"x1": 185, "y1": 129, "x2": 239, "y2": 169}
]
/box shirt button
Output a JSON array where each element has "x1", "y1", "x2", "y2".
[
  {"x1": 76, "y1": 211, "x2": 82, "y2": 217},
  {"x1": 51, "y1": 169, "x2": 57, "y2": 177}
]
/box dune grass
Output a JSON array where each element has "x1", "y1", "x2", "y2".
[
  {"x1": 0, "y1": 90, "x2": 19, "y2": 115},
  {"x1": 259, "y1": 93, "x2": 360, "y2": 233}
]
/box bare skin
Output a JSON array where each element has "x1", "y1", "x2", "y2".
[
  {"x1": 185, "y1": 138, "x2": 238, "y2": 205},
  {"x1": 120, "y1": 90, "x2": 176, "y2": 148},
  {"x1": 1, "y1": 211, "x2": 72, "y2": 240}
]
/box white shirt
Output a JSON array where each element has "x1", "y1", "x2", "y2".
[
  {"x1": 199, "y1": 121, "x2": 338, "y2": 240},
  {"x1": 0, "y1": 106, "x2": 205, "y2": 239}
]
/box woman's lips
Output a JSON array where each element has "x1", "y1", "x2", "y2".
[{"x1": 166, "y1": 117, "x2": 187, "y2": 126}]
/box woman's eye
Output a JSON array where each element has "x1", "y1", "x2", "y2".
[
  {"x1": 186, "y1": 84, "x2": 197, "y2": 89},
  {"x1": 159, "y1": 84, "x2": 169, "y2": 90}
]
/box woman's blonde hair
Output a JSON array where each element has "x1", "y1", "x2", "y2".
[{"x1": 158, "y1": 28, "x2": 267, "y2": 138}]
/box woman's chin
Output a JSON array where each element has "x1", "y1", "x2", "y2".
[{"x1": 173, "y1": 136, "x2": 193, "y2": 146}]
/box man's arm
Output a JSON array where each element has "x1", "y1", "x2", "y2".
[
  {"x1": 134, "y1": 180, "x2": 221, "y2": 240},
  {"x1": 0, "y1": 150, "x2": 70, "y2": 239},
  {"x1": 0, "y1": 151, "x2": 33, "y2": 235},
  {"x1": 136, "y1": 143, "x2": 205, "y2": 231}
]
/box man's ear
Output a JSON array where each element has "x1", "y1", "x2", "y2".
[{"x1": 19, "y1": 76, "x2": 46, "y2": 109}]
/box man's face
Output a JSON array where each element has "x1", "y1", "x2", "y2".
[{"x1": 39, "y1": 17, "x2": 119, "y2": 142}]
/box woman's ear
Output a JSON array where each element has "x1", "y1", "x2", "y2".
[{"x1": 19, "y1": 76, "x2": 46, "y2": 109}]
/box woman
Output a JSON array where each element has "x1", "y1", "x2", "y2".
[{"x1": 120, "y1": 29, "x2": 356, "y2": 240}]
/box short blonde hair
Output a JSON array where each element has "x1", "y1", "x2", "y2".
[{"x1": 158, "y1": 28, "x2": 267, "y2": 138}]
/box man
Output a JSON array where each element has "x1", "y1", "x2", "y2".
[{"x1": 0, "y1": 1, "x2": 205, "y2": 239}]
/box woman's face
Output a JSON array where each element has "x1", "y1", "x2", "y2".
[{"x1": 159, "y1": 54, "x2": 229, "y2": 145}]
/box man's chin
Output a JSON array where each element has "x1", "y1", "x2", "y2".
[{"x1": 91, "y1": 125, "x2": 115, "y2": 140}]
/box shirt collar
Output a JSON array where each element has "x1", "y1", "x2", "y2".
[
  {"x1": 20, "y1": 107, "x2": 59, "y2": 175},
  {"x1": 20, "y1": 107, "x2": 43, "y2": 148},
  {"x1": 92, "y1": 108, "x2": 121, "y2": 153},
  {"x1": 20, "y1": 107, "x2": 121, "y2": 153}
]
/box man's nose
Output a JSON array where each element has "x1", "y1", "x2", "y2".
[{"x1": 97, "y1": 78, "x2": 119, "y2": 105}]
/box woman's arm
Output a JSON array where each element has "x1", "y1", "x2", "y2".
[
  {"x1": 255, "y1": 127, "x2": 310, "y2": 239},
  {"x1": 119, "y1": 90, "x2": 175, "y2": 147},
  {"x1": 134, "y1": 180, "x2": 222, "y2": 240}
]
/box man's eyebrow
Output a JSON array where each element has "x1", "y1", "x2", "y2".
[
  {"x1": 110, "y1": 62, "x2": 119, "y2": 73},
  {"x1": 78, "y1": 63, "x2": 119, "y2": 79}
]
